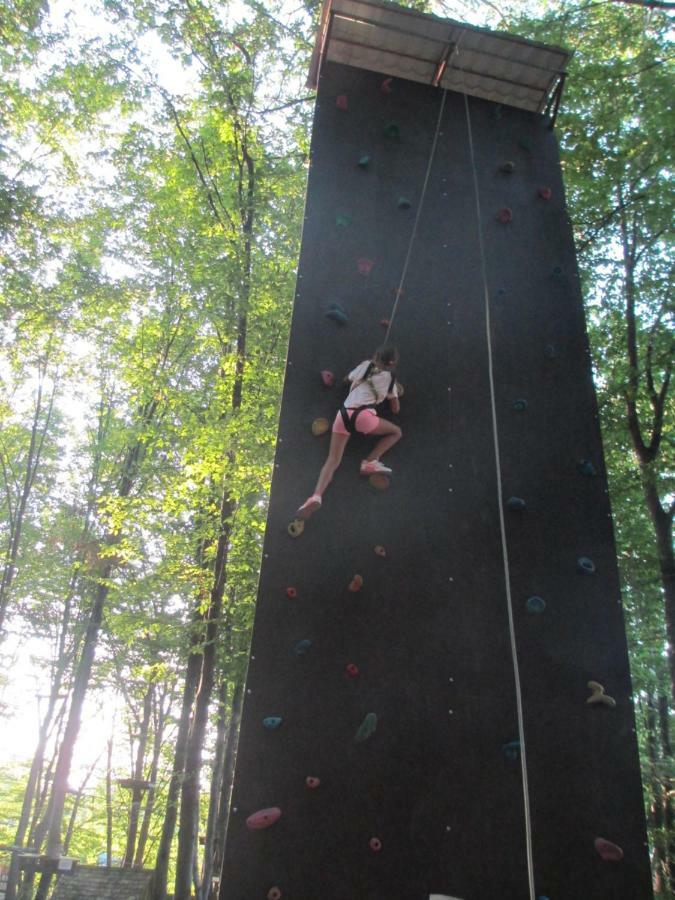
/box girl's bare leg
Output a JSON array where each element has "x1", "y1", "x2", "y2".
[
  {"x1": 365, "y1": 419, "x2": 402, "y2": 461},
  {"x1": 314, "y1": 432, "x2": 351, "y2": 496}
]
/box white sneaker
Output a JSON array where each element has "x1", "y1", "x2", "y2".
[{"x1": 360, "y1": 459, "x2": 392, "y2": 476}]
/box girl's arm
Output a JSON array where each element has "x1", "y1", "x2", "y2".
[{"x1": 389, "y1": 396, "x2": 400, "y2": 414}]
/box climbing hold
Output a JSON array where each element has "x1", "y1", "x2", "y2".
[
  {"x1": 551, "y1": 265, "x2": 564, "y2": 281},
  {"x1": 538, "y1": 186, "x2": 552, "y2": 201},
  {"x1": 499, "y1": 160, "x2": 515, "y2": 174},
  {"x1": 512, "y1": 398, "x2": 528, "y2": 412},
  {"x1": 346, "y1": 663, "x2": 359, "y2": 677},
  {"x1": 379, "y1": 318, "x2": 390, "y2": 329},
  {"x1": 348, "y1": 574, "x2": 364, "y2": 592},
  {"x1": 369, "y1": 473, "x2": 390, "y2": 491},
  {"x1": 380, "y1": 77, "x2": 393, "y2": 94},
  {"x1": 335, "y1": 213, "x2": 351, "y2": 227},
  {"x1": 311, "y1": 418, "x2": 330, "y2": 437},
  {"x1": 398, "y1": 196, "x2": 412, "y2": 210},
  {"x1": 246, "y1": 807, "x2": 281, "y2": 830},
  {"x1": 336, "y1": 93, "x2": 348, "y2": 111},
  {"x1": 491, "y1": 104, "x2": 504, "y2": 120},
  {"x1": 518, "y1": 136, "x2": 533, "y2": 152},
  {"x1": 526, "y1": 596, "x2": 546, "y2": 614},
  {"x1": 287, "y1": 518, "x2": 304, "y2": 538},
  {"x1": 502, "y1": 740, "x2": 520, "y2": 762},
  {"x1": 594, "y1": 837, "x2": 624, "y2": 862},
  {"x1": 587, "y1": 680, "x2": 617, "y2": 708},
  {"x1": 577, "y1": 556, "x2": 596, "y2": 575},
  {"x1": 369, "y1": 837, "x2": 382, "y2": 852},
  {"x1": 263, "y1": 716, "x2": 283, "y2": 730},
  {"x1": 285, "y1": 586, "x2": 297, "y2": 599},
  {"x1": 383, "y1": 122, "x2": 400, "y2": 139},
  {"x1": 577, "y1": 459, "x2": 597, "y2": 477},
  {"x1": 320, "y1": 369, "x2": 335, "y2": 388},
  {"x1": 374, "y1": 545, "x2": 386, "y2": 557},
  {"x1": 544, "y1": 344, "x2": 558, "y2": 359},
  {"x1": 493, "y1": 288, "x2": 507, "y2": 302},
  {"x1": 326, "y1": 303, "x2": 348, "y2": 325},
  {"x1": 267, "y1": 888, "x2": 282, "y2": 900},
  {"x1": 355, "y1": 712, "x2": 377, "y2": 743},
  {"x1": 507, "y1": 497, "x2": 526, "y2": 511},
  {"x1": 395, "y1": 381, "x2": 404, "y2": 397},
  {"x1": 305, "y1": 776, "x2": 321, "y2": 789},
  {"x1": 357, "y1": 154, "x2": 371, "y2": 169},
  {"x1": 497, "y1": 207, "x2": 513, "y2": 224},
  {"x1": 294, "y1": 639, "x2": 312, "y2": 655},
  {"x1": 357, "y1": 257, "x2": 374, "y2": 276}
]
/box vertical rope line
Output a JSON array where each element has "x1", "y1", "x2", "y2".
[
  {"x1": 461, "y1": 89, "x2": 536, "y2": 900},
  {"x1": 384, "y1": 87, "x2": 447, "y2": 345}
]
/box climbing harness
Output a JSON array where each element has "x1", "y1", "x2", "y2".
[
  {"x1": 457, "y1": 50, "x2": 537, "y2": 900},
  {"x1": 339, "y1": 362, "x2": 396, "y2": 435}
]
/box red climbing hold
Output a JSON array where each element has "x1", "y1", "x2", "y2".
[
  {"x1": 357, "y1": 257, "x2": 374, "y2": 276},
  {"x1": 285, "y1": 586, "x2": 297, "y2": 599},
  {"x1": 497, "y1": 207, "x2": 513, "y2": 224},
  {"x1": 267, "y1": 889, "x2": 282, "y2": 900},
  {"x1": 369, "y1": 473, "x2": 390, "y2": 491},
  {"x1": 246, "y1": 807, "x2": 281, "y2": 830},
  {"x1": 346, "y1": 663, "x2": 359, "y2": 677},
  {"x1": 336, "y1": 94, "x2": 348, "y2": 111},
  {"x1": 374, "y1": 545, "x2": 386, "y2": 557},
  {"x1": 380, "y1": 77, "x2": 393, "y2": 94},
  {"x1": 369, "y1": 837, "x2": 382, "y2": 852},
  {"x1": 306, "y1": 776, "x2": 321, "y2": 789},
  {"x1": 348, "y1": 574, "x2": 363, "y2": 592},
  {"x1": 594, "y1": 837, "x2": 624, "y2": 862},
  {"x1": 380, "y1": 318, "x2": 390, "y2": 329},
  {"x1": 320, "y1": 370, "x2": 335, "y2": 387},
  {"x1": 538, "y1": 186, "x2": 552, "y2": 201}
]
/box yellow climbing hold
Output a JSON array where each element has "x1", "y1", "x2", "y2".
[
  {"x1": 311, "y1": 417, "x2": 330, "y2": 436},
  {"x1": 587, "y1": 680, "x2": 616, "y2": 708},
  {"x1": 287, "y1": 519, "x2": 305, "y2": 538}
]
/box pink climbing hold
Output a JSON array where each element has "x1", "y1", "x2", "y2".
[
  {"x1": 346, "y1": 663, "x2": 359, "y2": 677},
  {"x1": 594, "y1": 837, "x2": 624, "y2": 862},
  {"x1": 380, "y1": 318, "x2": 390, "y2": 329},
  {"x1": 246, "y1": 807, "x2": 281, "y2": 831},
  {"x1": 381, "y1": 77, "x2": 393, "y2": 94},
  {"x1": 369, "y1": 837, "x2": 382, "y2": 852},
  {"x1": 306, "y1": 776, "x2": 321, "y2": 789},
  {"x1": 497, "y1": 207, "x2": 513, "y2": 224},
  {"x1": 357, "y1": 257, "x2": 374, "y2": 276},
  {"x1": 285, "y1": 586, "x2": 297, "y2": 599},
  {"x1": 336, "y1": 94, "x2": 348, "y2": 111},
  {"x1": 374, "y1": 545, "x2": 386, "y2": 557},
  {"x1": 348, "y1": 574, "x2": 364, "y2": 592},
  {"x1": 538, "y1": 186, "x2": 552, "y2": 201},
  {"x1": 321, "y1": 369, "x2": 335, "y2": 387},
  {"x1": 267, "y1": 888, "x2": 282, "y2": 900}
]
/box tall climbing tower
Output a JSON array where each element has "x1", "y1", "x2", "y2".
[{"x1": 219, "y1": 2, "x2": 653, "y2": 898}]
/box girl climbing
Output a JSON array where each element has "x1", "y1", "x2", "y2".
[{"x1": 297, "y1": 345, "x2": 402, "y2": 519}]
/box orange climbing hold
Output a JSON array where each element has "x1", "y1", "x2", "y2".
[
  {"x1": 369, "y1": 473, "x2": 390, "y2": 491},
  {"x1": 374, "y1": 545, "x2": 386, "y2": 557},
  {"x1": 312, "y1": 417, "x2": 329, "y2": 436},
  {"x1": 336, "y1": 94, "x2": 348, "y2": 111},
  {"x1": 348, "y1": 574, "x2": 364, "y2": 592},
  {"x1": 594, "y1": 837, "x2": 624, "y2": 862}
]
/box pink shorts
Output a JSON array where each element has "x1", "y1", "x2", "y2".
[{"x1": 332, "y1": 407, "x2": 379, "y2": 436}]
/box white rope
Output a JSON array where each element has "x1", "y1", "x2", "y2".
[{"x1": 460, "y1": 74, "x2": 537, "y2": 900}]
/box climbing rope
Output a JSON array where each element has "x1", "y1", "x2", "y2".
[{"x1": 458, "y1": 56, "x2": 537, "y2": 900}]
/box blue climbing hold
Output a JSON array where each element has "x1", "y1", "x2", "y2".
[
  {"x1": 544, "y1": 344, "x2": 558, "y2": 359},
  {"x1": 357, "y1": 154, "x2": 371, "y2": 169},
  {"x1": 512, "y1": 398, "x2": 528, "y2": 412},
  {"x1": 263, "y1": 716, "x2": 283, "y2": 730},
  {"x1": 526, "y1": 596, "x2": 546, "y2": 614},
  {"x1": 507, "y1": 497, "x2": 526, "y2": 511},
  {"x1": 494, "y1": 287, "x2": 507, "y2": 301},
  {"x1": 577, "y1": 459, "x2": 597, "y2": 477},
  {"x1": 502, "y1": 740, "x2": 520, "y2": 761},
  {"x1": 326, "y1": 303, "x2": 348, "y2": 325},
  {"x1": 577, "y1": 556, "x2": 596, "y2": 575},
  {"x1": 355, "y1": 712, "x2": 377, "y2": 743},
  {"x1": 294, "y1": 639, "x2": 312, "y2": 655}
]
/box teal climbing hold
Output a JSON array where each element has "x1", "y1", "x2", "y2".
[
  {"x1": 294, "y1": 639, "x2": 312, "y2": 655},
  {"x1": 512, "y1": 398, "x2": 528, "y2": 412},
  {"x1": 397, "y1": 196, "x2": 412, "y2": 210},
  {"x1": 263, "y1": 716, "x2": 283, "y2": 730},
  {"x1": 544, "y1": 344, "x2": 558, "y2": 359},
  {"x1": 507, "y1": 497, "x2": 526, "y2": 511},
  {"x1": 355, "y1": 712, "x2": 377, "y2": 743},
  {"x1": 518, "y1": 136, "x2": 533, "y2": 152},
  {"x1": 577, "y1": 556, "x2": 596, "y2": 575},
  {"x1": 357, "y1": 154, "x2": 371, "y2": 169},
  {"x1": 326, "y1": 303, "x2": 348, "y2": 325},
  {"x1": 526, "y1": 596, "x2": 546, "y2": 614},
  {"x1": 335, "y1": 213, "x2": 351, "y2": 228},
  {"x1": 577, "y1": 459, "x2": 597, "y2": 476},
  {"x1": 383, "y1": 122, "x2": 400, "y2": 139},
  {"x1": 502, "y1": 740, "x2": 520, "y2": 761}
]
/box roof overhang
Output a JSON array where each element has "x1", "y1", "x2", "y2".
[{"x1": 308, "y1": 0, "x2": 570, "y2": 122}]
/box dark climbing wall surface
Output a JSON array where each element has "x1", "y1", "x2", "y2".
[{"x1": 220, "y1": 61, "x2": 652, "y2": 900}]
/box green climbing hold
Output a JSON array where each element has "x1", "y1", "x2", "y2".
[
  {"x1": 355, "y1": 712, "x2": 377, "y2": 743},
  {"x1": 512, "y1": 398, "x2": 528, "y2": 412},
  {"x1": 357, "y1": 154, "x2": 371, "y2": 169},
  {"x1": 518, "y1": 136, "x2": 533, "y2": 152},
  {"x1": 335, "y1": 213, "x2": 351, "y2": 228},
  {"x1": 383, "y1": 122, "x2": 400, "y2": 140},
  {"x1": 326, "y1": 303, "x2": 348, "y2": 325},
  {"x1": 502, "y1": 740, "x2": 520, "y2": 761},
  {"x1": 397, "y1": 196, "x2": 412, "y2": 210}
]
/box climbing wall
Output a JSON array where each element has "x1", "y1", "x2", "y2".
[{"x1": 220, "y1": 61, "x2": 653, "y2": 900}]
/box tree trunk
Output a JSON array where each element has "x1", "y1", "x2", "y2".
[
  {"x1": 106, "y1": 734, "x2": 114, "y2": 869},
  {"x1": 135, "y1": 688, "x2": 171, "y2": 868},
  {"x1": 199, "y1": 678, "x2": 229, "y2": 900},
  {"x1": 213, "y1": 679, "x2": 244, "y2": 895},
  {"x1": 123, "y1": 685, "x2": 153, "y2": 867}
]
